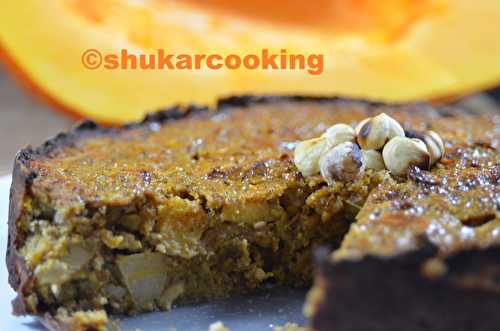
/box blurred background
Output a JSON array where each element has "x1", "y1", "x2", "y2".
[{"x1": 0, "y1": 64, "x2": 71, "y2": 175}]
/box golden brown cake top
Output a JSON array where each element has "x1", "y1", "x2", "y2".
[
  {"x1": 24, "y1": 100, "x2": 495, "y2": 199},
  {"x1": 20, "y1": 97, "x2": 499, "y2": 255}
]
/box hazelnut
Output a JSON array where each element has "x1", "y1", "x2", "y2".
[
  {"x1": 322, "y1": 123, "x2": 355, "y2": 147},
  {"x1": 319, "y1": 142, "x2": 365, "y2": 184},
  {"x1": 355, "y1": 113, "x2": 405, "y2": 150},
  {"x1": 294, "y1": 137, "x2": 328, "y2": 177},
  {"x1": 382, "y1": 136, "x2": 430, "y2": 176},
  {"x1": 422, "y1": 131, "x2": 445, "y2": 165},
  {"x1": 406, "y1": 129, "x2": 445, "y2": 165},
  {"x1": 361, "y1": 150, "x2": 385, "y2": 171}
]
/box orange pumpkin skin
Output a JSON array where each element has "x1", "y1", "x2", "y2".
[{"x1": 1, "y1": 0, "x2": 500, "y2": 123}]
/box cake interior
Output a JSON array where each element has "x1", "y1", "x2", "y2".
[{"x1": 19, "y1": 171, "x2": 383, "y2": 317}]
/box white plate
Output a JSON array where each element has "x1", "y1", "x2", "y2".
[{"x1": 0, "y1": 175, "x2": 306, "y2": 331}]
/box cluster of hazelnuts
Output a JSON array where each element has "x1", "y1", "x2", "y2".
[{"x1": 294, "y1": 113, "x2": 445, "y2": 184}]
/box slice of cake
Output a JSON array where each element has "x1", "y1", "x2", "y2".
[{"x1": 6, "y1": 96, "x2": 499, "y2": 330}]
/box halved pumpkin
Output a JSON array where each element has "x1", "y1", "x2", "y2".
[{"x1": 1, "y1": 0, "x2": 500, "y2": 123}]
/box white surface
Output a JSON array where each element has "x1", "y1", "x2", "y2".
[{"x1": 0, "y1": 175, "x2": 306, "y2": 331}]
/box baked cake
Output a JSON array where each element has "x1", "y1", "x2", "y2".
[{"x1": 6, "y1": 96, "x2": 499, "y2": 330}]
